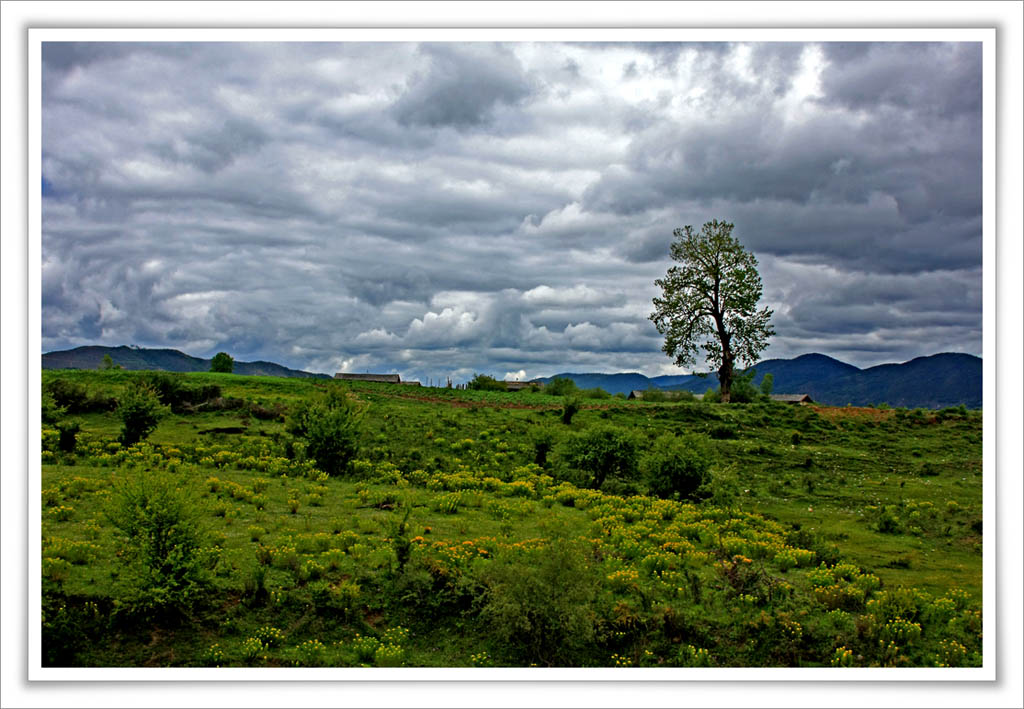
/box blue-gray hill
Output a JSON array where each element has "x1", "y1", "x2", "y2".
[
  {"x1": 42, "y1": 345, "x2": 331, "y2": 379},
  {"x1": 540, "y1": 352, "x2": 981, "y2": 409}
]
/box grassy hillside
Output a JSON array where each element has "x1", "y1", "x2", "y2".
[{"x1": 40, "y1": 370, "x2": 983, "y2": 668}]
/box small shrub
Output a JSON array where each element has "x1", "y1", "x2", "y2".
[
  {"x1": 41, "y1": 391, "x2": 66, "y2": 424},
  {"x1": 641, "y1": 433, "x2": 713, "y2": 501},
  {"x1": 561, "y1": 396, "x2": 581, "y2": 425},
  {"x1": 117, "y1": 382, "x2": 169, "y2": 446},
  {"x1": 709, "y1": 425, "x2": 736, "y2": 440},
  {"x1": 286, "y1": 387, "x2": 364, "y2": 476},
  {"x1": 55, "y1": 419, "x2": 81, "y2": 453},
  {"x1": 104, "y1": 469, "x2": 212, "y2": 617},
  {"x1": 476, "y1": 539, "x2": 600, "y2": 666},
  {"x1": 44, "y1": 379, "x2": 90, "y2": 413},
  {"x1": 558, "y1": 423, "x2": 638, "y2": 490}
]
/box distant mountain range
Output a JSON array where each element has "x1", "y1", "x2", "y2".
[
  {"x1": 42, "y1": 346, "x2": 982, "y2": 409},
  {"x1": 42, "y1": 345, "x2": 331, "y2": 379},
  {"x1": 535, "y1": 352, "x2": 982, "y2": 409}
]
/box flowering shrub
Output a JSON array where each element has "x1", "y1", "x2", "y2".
[
  {"x1": 291, "y1": 638, "x2": 326, "y2": 666},
  {"x1": 202, "y1": 643, "x2": 226, "y2": 667},
  {"x1": 351, "y1": 633, "x2": 380, "y2": 664},
  {"x1": 374, "y1": 643, "x2": 405, "y2": 667},
  {"x1": 241, "y1": 637, "x2": 268, "y2": 663}
]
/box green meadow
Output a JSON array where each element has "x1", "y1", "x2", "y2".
[{"x1": 40, "y1": 369, "x2": 982, "y2": 668}]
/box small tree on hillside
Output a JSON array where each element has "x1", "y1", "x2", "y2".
[
  {"x1": 210, "y1": 352, "x2": 234, "y2": 373},
  {"x1": 117, "y1": 382, "x2": 169, "y2": 446},
  {"x1": 558, "y1": 424, "x2": 638, "y2": 490},
  {"x1": 286, "y1": 387, "x2": 364, "y2": 476},
  {"x1": 650, "y1": 220, "x2": 774, "y2": 402}
]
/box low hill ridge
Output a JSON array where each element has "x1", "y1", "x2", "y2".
[
  {"x1": 539, "y1": 352, "x2": 981, "y2": 409},
  {"x1": 42, "y1": 345, "x2": 330, "y2": 379}
]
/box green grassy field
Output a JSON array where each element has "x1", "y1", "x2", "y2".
[{"x1": 39, "y1": 370, "x2": 983, "y2": 668}]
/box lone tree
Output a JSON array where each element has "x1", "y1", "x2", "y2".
[
  {"x1": 650, "y1": 220, "x2": 774, "y2": 403},
  {"x1": 210, "y1": 351, "x2": 234, "y2": 373}
]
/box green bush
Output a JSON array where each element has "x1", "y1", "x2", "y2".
[
  {"x1": 580, "y1": 387, "x2": 611, "y2": 400},
  {"x1": 467, "y1": 374, "x2": 507, "y2": 391},
  {"x1": 709, "y1": 424, "x2": 736, "y2": 440},
  {"x1": 41, "y1": 391, "x2": 66, "y2": 424},
  {"x1": 104, "y1": 469, "x2": 213, "y2": 618},
  {"x1": 561, "y1": 395, "x2": 581, "y2": 425},
  {"x1": 703, "y1": 387, "x2": 722, "y2": 403},
  {"x1": 558, "y1": 423, "x2": 638, "y2": 489},
  {"x1": 137, "y1": 372, "x2": 222, "y2": 413},
  {"x1": 475, "y1": 539, "x2": 600, "y2": 666},
  {"x1": 286, "y1": 386, "x2": 364, "y2": 476},
  {"x1": 55, "y1": 419, "x2": 81, "y2": 453},
  {"x1": 45, "y1": 378, "x2": 116, "y2": 414},
  {"x1": 531, "y1": 429, "x2": 556, "y2": 468},
  {"x1": 44, "y1": 378, "x2": 90, "y2": 412},
  {"x1": 728, "y1": 369, "x2": 763, "y2": 404},
  {"x1": 544, "y1": 377, "x2": 578, "y2": 397},
  {"x1": 117, "y1": 382, "x2": 169, "y2": 446},
  {"x1": 641, "y1": 433, "x2": 713, "y2": 500},
  {"x1": 640, "y1": 388, "x2": 667, "y2": 402}
]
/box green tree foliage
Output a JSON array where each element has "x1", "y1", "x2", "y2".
[
  {"x1": 560, "y1": 395, "x2": 581, "y2": 425},
  {"x1": 138, "y1": 372, "x2": 222, "y2": 414},
  {"x1": 760, "y1": 373, "x2": 774, "y2": 397},
  {"x1": 641, "y1": 388, "x2": 667, "y2": 402},
  {"x1": 641, "y1": 433, "x2": 713, "y2": 500},
  {"x1": 55, "y1": 419, "x2": 81, "y2": 453},
  {"x1": 467, "y1": 374, "x2": 507, "y2": 391},
  {"x1": 650, "y1": 220, "x2": 774, "y2": 402},
  {"x1": 117, "y1": 382, "x2": 169, "y2": 446},
  {"x1": 286, "y1": 387, "x2": 364, "y2": 476},
  {"x1": 41, "y1": 390, "x2": 66, "y2": 424},
  {"x1": 104, "y1": 469, "x2": 213, "y2": 617},
  {"x1": 544, "y1": 377, "x2": 578, "y2": 396},
  {"x1": 210, "y1": 352, "x2": 235, "y2": 373},
  {"x1": 476, "y1": 539, "x2": 600, "y2": 666},
  {"x1": 559, "y1": 424, "x2": 638, "y2": 489},
  {"x1": 727, "y1": 368, "x2": 762, "y2": 404}
]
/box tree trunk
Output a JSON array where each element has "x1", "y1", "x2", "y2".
[{"x1": 719, "y1": 350, "x2": 734, "y2": 403}]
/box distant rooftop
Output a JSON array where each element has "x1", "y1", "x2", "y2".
[
  {"x1": 334, "y1": 373, "x2": 401, "y2": 384},
  {"x1": 770, "y1": 394, "x2": 815, "y2": 404}
]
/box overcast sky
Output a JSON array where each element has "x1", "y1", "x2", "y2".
[{"x1": 40, "y1": 40, "x2": 983, "y2": 382}]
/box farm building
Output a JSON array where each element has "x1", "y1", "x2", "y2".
[
  {"x1": 770, "y1": 394, "x2": 815, "y2": 404},
  {"x1": 505, "y1": 380, "x2": 541, "y2": 391},
  {"x1": 334, "y1": 373, "x2": 401, "y2": 384},
  {"x1": 628, "y1": 390, "x2": 703, "y2": 401}
]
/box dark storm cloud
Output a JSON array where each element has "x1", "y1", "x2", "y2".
[
  {"x1": 40, "y1": 40, "x2": 983, "y2": 380},
  {"x1": 819, "y1": 42, "x2": 982, "y2": 116},
  {"x1": 392, "y1": 44, "x2": 532, "y2": 129}
]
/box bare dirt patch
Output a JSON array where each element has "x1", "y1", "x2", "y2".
[{"x1": 811, "y1": 405, "x2": 896, "y2": 423}]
